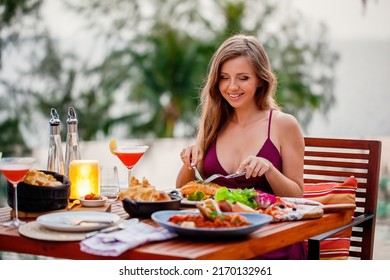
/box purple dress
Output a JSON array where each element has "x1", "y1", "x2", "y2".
[{"x1": 203, "y1": 110, "x2": 307, "y2": 260}]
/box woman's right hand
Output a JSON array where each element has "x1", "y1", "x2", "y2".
[
  {"x1": 176, "y1": 144, "x2": 202, "y2": 188},
  {"x1": 180, "y1": 144, "x2": 200, "y2": 168}
]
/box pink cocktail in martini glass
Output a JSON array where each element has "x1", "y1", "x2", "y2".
[
  {"x1": 0, "y1": 157, "x2": 35, "y2": 227},
  {"x1": 111, "y1": 143, "x2": 149, "y2": 187}
]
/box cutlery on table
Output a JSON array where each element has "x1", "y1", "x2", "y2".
[
  {"x1": 63, "y1": 218, "x2": 117, "y2": 226},
  {"x1": 85, "y1": 218, "x2": 139, "y2": 238},
  {"x1": 281, "y1": 197, "x2": 322, "y2": 206},
  {"x1": 203, "y1": 171, "x2": 246, "y2": 183},
  {"x1": 72, "y1": 220, "x2": 115, "y2": 226}
]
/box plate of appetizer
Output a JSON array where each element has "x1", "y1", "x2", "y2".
[
  {"x1": 180, "y1": 198, "x2": 205, "y2": 206},
  {"x1": 179, "y1": 180, "x2": 222, "y2": 206},
  {"x1": 151, "y1": 199, "x2": 272, "y2": 239}
]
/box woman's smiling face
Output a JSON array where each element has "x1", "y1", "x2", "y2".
[{"x1": 218, "y1": 56, "x2": 262, "y2": 108}]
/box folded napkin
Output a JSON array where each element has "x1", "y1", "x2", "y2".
[{"x1": 80, "y1": 222, "x2": 177, "y2": 257}]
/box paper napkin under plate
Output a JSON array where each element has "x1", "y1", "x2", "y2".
[{"x1": 80, "y1": 222, "x2": 177, "y2": 257}]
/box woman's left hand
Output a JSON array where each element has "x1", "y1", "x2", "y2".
[{"x1": 237, "y1": 156, "x2": 271, "y2": 179}]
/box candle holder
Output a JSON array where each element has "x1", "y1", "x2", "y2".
[{"x1": 68, "y1": 160, "x2": 100, "y2": 200}]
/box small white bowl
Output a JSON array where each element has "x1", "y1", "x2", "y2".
[{"x1": 79, "y1": 196, "x2": 108, "y2": 207}]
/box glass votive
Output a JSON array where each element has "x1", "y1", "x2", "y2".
[
  {"x1": 100, "y1": 165, "x2": 120, "y2": 203},
  {"x1": 68, "y1": 160, "x2": 100, "y2": 200}
]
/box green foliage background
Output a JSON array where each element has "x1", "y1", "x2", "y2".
[{"x1": 0, "y1": 0, "x2": 338, "y2": 155}]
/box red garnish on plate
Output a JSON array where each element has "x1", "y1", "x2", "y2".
[{"x1": 84, "y1": 193, "x2": 101, "y2": 200}]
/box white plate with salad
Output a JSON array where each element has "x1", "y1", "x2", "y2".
[
  {"x1": 213, "y1": 187, "x2": 273, "y2": 210},
  {"x1": 179, "y1": 189, "x2": 211, "y2": 206},
  {"x1": 180, "y1": 198, "x2": 206, "y2": 206}
]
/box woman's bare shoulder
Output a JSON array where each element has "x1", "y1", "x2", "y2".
[
  {"x1": 271, "y1": 111, "x2": 303, "y2": 144},
  {"x1": 269, "y1": 111, "x2": 304, "y2": 160},
  {"x1": 271, "y1": 111, "x2": 303, "y2": 149},
  {"x1": 272, "y1": 111, "x2": 301, "y2": 129}
]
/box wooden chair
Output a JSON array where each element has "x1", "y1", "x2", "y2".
[{"x1": 304, "y1": 137, "x2": 382, "y2": 260}]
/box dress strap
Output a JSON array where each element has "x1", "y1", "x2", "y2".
[{"x1": 267, "y1": 109, "x2": 273, "y2": 138}]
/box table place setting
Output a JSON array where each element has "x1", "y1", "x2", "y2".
[
  {"x1": 18, "y1": 221, "x2": 88, "y2": 242},
  {"x1": 17, "y1": 211, "x2": 122, "y2": 241},
  {"x1": 35, "y1": 211, "x2": 121, "y2": 232},
  {"x1": 17, "y1": 216, "x2": 139, "y2": 242}
]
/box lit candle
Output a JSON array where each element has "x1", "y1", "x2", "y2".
[{"x1": 68, "y1": 160, "x2": 100, "y2": 200}]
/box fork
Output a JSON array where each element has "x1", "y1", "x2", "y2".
[
  {"x1": 192, "y1": 166, "x2": 204, "y2": 181},
  {"x1": 204, "y1": 171, "x2": 247, "y2": 183}
]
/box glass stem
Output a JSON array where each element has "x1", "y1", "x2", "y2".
[
  {"x1": 127, "y1": 168, "x2": 133, "y2": 188},
  {"x1": 13, "y1": 183, "x2": 20, "y2": 225}
]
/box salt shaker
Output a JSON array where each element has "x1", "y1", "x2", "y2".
[
  {"x1": 64, "y1": 107, "x2": 81, "y2": 177},
  {"x1": 47, "y1": 108, "x2": 65, "y2": 175}
]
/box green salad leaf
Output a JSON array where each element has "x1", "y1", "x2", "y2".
[
  {"x1": 214, "y1": 187, "x2": 231, "y2": 201},
  {"x1": 214, "y1": 187, "x2": 258, "y2": 209}
]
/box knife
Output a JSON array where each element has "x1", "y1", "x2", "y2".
[
  {"x1": 281, "y1": 197, "x2": 323, "y2": 206},
  {"x1": 84, "y1": 218, "x2": 139, "y2": 238}
]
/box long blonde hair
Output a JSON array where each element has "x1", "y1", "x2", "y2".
[{"x1": 197, "y1": 34, "x2": 280, "y2": 161}]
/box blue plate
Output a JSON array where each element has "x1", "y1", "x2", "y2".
[{"x1": 151, "y1": 210, "x2": 272, "y2": 239}]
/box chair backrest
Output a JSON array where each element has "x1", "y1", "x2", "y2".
[{"x1": 304, "y1": 137, "x2": 382, "y2": 259}]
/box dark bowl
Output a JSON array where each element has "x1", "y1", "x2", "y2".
[
  {"x1": 122, "y1": 191, "x2": 182, "y2": 218},
  {"x1": 7, "y1": 170, "x2": 70, "y2": 212}
]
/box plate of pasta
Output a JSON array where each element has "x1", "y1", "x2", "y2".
[{"x1": 151, "y1": 210, "x2": 272, "y2": 239}]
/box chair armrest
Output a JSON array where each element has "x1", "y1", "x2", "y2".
[{"x1": 307, "y1": 213, "x2": 374, "y2": 260}]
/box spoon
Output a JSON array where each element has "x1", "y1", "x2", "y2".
[{"x1": 67, "y1": 199, "x2": 80, "y2": 210}]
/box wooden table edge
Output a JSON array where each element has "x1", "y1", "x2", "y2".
[{"x1": 0, "y1": 206, "x2": 352, "y2": 260}]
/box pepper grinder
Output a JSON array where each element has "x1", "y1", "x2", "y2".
[
  {"x1": 47, "y1": 108, "x2": 65, "y2": 175},
  {"x1": 64, "y1": 107, "x2": 81, "y2": 177}
]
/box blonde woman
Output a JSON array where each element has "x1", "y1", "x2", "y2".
[{"x1": 177, "y1": 34, "x2": 306, "y2": 259}]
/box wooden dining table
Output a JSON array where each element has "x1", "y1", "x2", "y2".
[{"x1": 0, "y1": 204, "x2": 353, "y2": 260}]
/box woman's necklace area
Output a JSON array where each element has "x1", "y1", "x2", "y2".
[{"x1": 231, "y1": 112, "x2": 268, "y2": 127}]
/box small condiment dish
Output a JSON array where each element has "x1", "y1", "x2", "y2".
[{"x1": 79, "y1": 196, "x2": 107, "y2": 207}]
